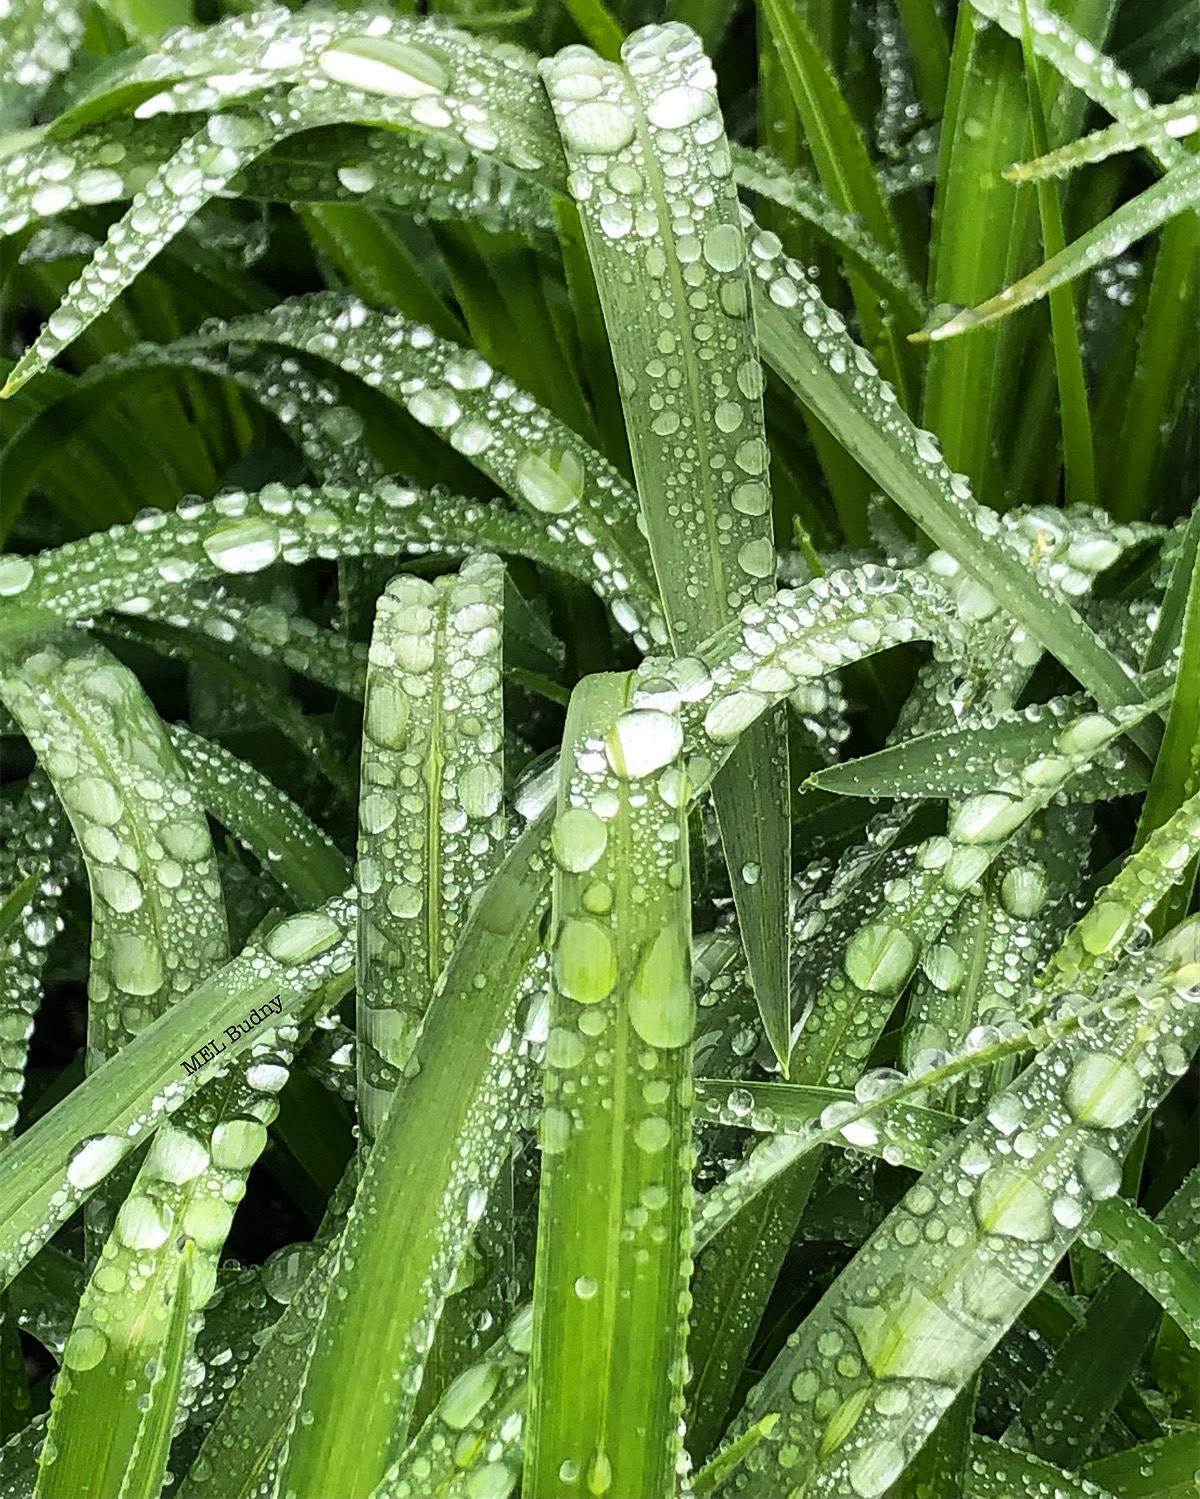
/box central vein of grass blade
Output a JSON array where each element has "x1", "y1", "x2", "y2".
[{"x1": 526, "y1": 673, "x2": 694, "y2": 1499}]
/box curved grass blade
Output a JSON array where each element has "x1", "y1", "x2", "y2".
[
  {"x1": 966, "y1": 0, "x2": 1189, "y2": 174},
  {"x1": 526, "y1": 674, "x2": 693, "y2": 1499},
  {"x1": 748, "y1": 243, "x2": 1155, "y2": 739},
  {"x1": 542, "y1": 25, "x2": 793, "y2": 1066},
  {"x1": 1084, "y1": 1429, "x2": 1200, "y2": 1499},
  {"x1": 1089, "y1": 1193, "x2": 1199, "y2": 1353},
  {"x1": 964, "y1": 1438, "x2": 1118, "y2": 1499},
  {"x1": 716, "y1": 917, "x2": 1200, "y2": 1498},
  {"x1": 808, "y1": 694, "x2": 1149, "y2": 802},
  {"x1": 0, "y1": 898, "x2": 354, "y2": 1294},
  {"x1": 0, "y1": 482, "x2": 587, "y2": 642},
  {"x1": 168, "y1": 726, "x2": 351, "y2": 908},
  {"x1": 133, "y1": 296, "x2": 663, "y2": 647},
  {"x1": 731, "y1": 146, "x2": 926, "y2": 324},
  {"x1": 0, "y1": 635, "x2": 229, "y2": 1073},
  {"x1": 918, "y1": 154, "x2": 1200, "y2": 342},
  {"x1": 357, "y1": 556, "x2": 507, "y2": 1144}
]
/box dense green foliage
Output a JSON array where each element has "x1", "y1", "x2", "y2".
[{"x1": 0, "y1": 0, "x2": 1197, "y2": 1496}]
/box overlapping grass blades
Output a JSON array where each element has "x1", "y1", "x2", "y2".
[{"x1": 0, "y1": 5, "x2": 1196, "y2": 1499}]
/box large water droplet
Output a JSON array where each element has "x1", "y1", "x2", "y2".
[
  {"x1": 317, "y1": 37, "x2": 449, "y2": 98},
  {"x1": 438, "y1": 1360, "x2": 501, "y2": 1429},
  {"x1": 628, "y1": 926, "x2": 694, "y2": 1048},
  {"x1": 264, "y1": 911, "x2": 342, "y2": 963},
  {"x1": 844, "y1": 923, "x2": 916, "y2": 995},
  {"x1": 202, "y1": 518, "x2": 280, "y2": 574},
  {"x1": 554, "y1": 918, "x2": 617, "y2": 1003},
  {"x1": 515, "y1": 449, "x2": 584, "y2": 514},
  {"x1": 605, "y1": 709, "x2": 682, "y2": 779},
  {"x1": 67, "y1": 1134, "x2": 129, "y2": 1191},
  {"x1": 62, "y1": 1324, "x2": 109, "y2": 1372},
  {"x1": 973, "y1": 1165, "x2": 1052, "y2": 1241},
  {"x1": 552, "y1": 806, "x2": 609, "y2": 873},
  {"x1": 1065, "y1": 1052, "x2": 1144, "y2": 1129},
  {"x1": 560, "y1": 102, "x2": 635, "y2": 154}
]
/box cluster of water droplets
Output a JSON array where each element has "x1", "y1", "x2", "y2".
[
  {"x1": 356, "y1": 557, "x2": 507, "y2": 1141},
  {"x1": 543, "y1": 25, "x2": 780, "y2": 644},
  {"x1": 163, "y1": 294, "x2": 663, "y2": 647},
  {"x1": 717, "y1": 921, "x2": 1200, "y2": 1498},
  {"x1": 0, "y1": 640, "x2": 228, "y2": 1070},
  {"x1": 0, "y1": 772, "x2": 72, "y2": 1142}
]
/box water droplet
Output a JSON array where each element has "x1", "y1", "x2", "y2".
[
  {"x1": 629, "y1": 927, "x2": 693, "y2": 1048},
  {"x1": 67, "y1": 1134, "x2": 129, "y2": 1190},
  {"x1": 646, "y1": 85, "x2": 712, "y2": 129},
  {"x1": 703, "y1": 690, "x2": 767, "y2": 743},
  {"x1": 62, "y1": 1324, "x2": 109, "y2": 1372},
  {"x1": 949, "y1": 793, "x2": 1030, "y2": 844},
  {"x1": 560, "y1": 102, "x2": 635, "y2": 154},
  {"x1": 110, "y1": 933, "x2": 164, "y2": 996},
  {"x1": 459, "y1": 763, "x2": 503, "y2": 820},
  {"x1": 147, "y1": 1126, "x2": 209, "y2": 1184},
  {"x1": 210, "y1": 1118, "x2": 267, "y2": 1171},
  {"x1": 552, "y1": 807, "x2": 609, "y2": 873},
  {"x1": 554, "y1": 918, "x2": 617, "y2": 1004},
  {"x1": 317, "y1": 37, "x2": 448, "y2": 99},
  {"x1": 605, "y1": 709, "x2": 682, "y2": 779},
  {"x1": 974, "y1": 1165, "x2": 1052, "y2": 1241},
  {"x1": 202, "y1": 518, "x2": 280, "y2": 574},
  {"x1": 115, "y1": 1194, "x2": 173, "y2": 1250},
  {"x1": 574, "y1": 1275, "x2": 598, "y2": 1300},
  {"x1": 439, "y1": 1360, "x2": 501, "y2": 1429},
  {"x1": 844, "y1": 923, "x2": 916, "y2": 995},
  {"x1": 1077, "y1": 900, "x2": 1131, "y2": 955},
  {"x1": 0, "y1": 556, "x2": 33, "y2": 595},
  {"x1": 1065, "y1": 1052, "x2": 1144, "y2": 1129},
  {"x1": 848, "y1": 1439, "x2": 906, "y2": 1498},
  {"x1": 515, "y1": 449, "x2": 584, "y2": 513},
  {"x1": 264, "y1": 910, "x2": 342, "y2": 963}
]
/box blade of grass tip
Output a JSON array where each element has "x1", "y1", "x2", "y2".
[
  {"x1": 541, "y1": 26, "x2": 794, "y2": 1069},
  {"x1": 0, "y1": 897, "x2": 355, "y2": 1295},
  {"x1": 526, "y1": 674, "x2": 693, "y2": 1499},
  {"x1": 714, "y1": 917, "x2": 1200, "y2": 1499},
  {"x1": 356, "y1": 556, "x2": 506, "y2": 1145},
  {"x1": 915, "y1": 155, "x2": 1200, "y2": 342},
  {"x1": 1134, "y1": 511, "x2": 1200, "y2": 931},
  {"x1": 755, "y1": 0, "x2": 912, "y2": 366},
  {"x1": 1142, "y1": 507, "x2": 1200, "y2": 677},
  {"x1": 1015, "y1": 0, "x2": 1096, "y2": 510}
]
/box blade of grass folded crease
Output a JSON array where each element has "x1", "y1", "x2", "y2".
[
  {"x1": 715, "y1": 916, "x2": 1200, "y2": 1498},
  {"x1": 356, "y1": 555, "x2": 507, "y2": 1145},
  {"x1": 541, "y1": 23, "x2": 794, "y2": 1067},
  {"x1": 526, "y1": 674, "x2": 693, "y2": 1499},
  {"x1": 0, "y1": 898, "x2": 355, "y2": 1295}
]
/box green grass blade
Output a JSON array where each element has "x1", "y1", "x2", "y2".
[
  {"x1": 167, "y1": 726, "x2": 350, "y2": 908},
  {"x1": 1090, "y1": 1194, "x2": 1199, "y2": 1352},
  {"x1": 526, "y1": 674, "x2": 693, "y2": 1498},
  {"x1": 357, "y1": 556, "x2": 507, "y2": 1144},
  {"x1": 1135, "y1": 509, "x2": 1200, "y2": 930},
  {"x1": 1005, "y1": 92, "x2": 1200, "y2": 181},
  {"x1": 808, "y1": 693, "x2": 1150, "y2": 801},
  {"x1": 965, "y1": 1437, "x2": 1118, "y2": 1499},
  {"x1": 919, "y1": 155, "x2": 1200, "y2": 341},
  {"x1": 717, "y1": 918, "x2": 1200, "y2": 1498},
  {"x1": 541, "y1": 27, "x2": 794, "y2": 1066},
  {"x1": 271, "y1": 821, "x2": 548, "y2": 1499},
  {"x1": 1015, "y1": 0, "x2": 1096, "y2": 509},
  {"x1": 749, "y1": 259, "x2": 1155, "y2": 736},
  {"x1": 0, "y1": 900, "x2": 354, "y2": 1294},
  {"x1": 1084, "y1": 1429, "x2": 1200, "y2": 1499}
]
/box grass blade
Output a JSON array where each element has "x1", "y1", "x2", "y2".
[
  {"x1": 541, "y1": 26, "x2": 794, "y2": 1066},
  {"x1": 357, "y1": 556, "x2": 507, "y2": 1144},
  {"x1": 526, "y1": 674, "x2": 693, "y2": 1498}
]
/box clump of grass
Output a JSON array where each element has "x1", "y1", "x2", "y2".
[{"x1": 0, "y1": 1, "x2": 1197, "y2": 1497}]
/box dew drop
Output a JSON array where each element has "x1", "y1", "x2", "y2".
[
  {"x1": 560, "y1": 102, "x2": 635, "y2": 154},
  {"x1": 551, "y1": 806, "x2": 608, "y2": 873},
  {"x1": 973, "y1": 1165, "x2": 1053, "y2": 1241},
  {"x1": 264, "y1": 910, "x2": 342, "y2": 963},
  {"x1": 844, "y1": 923, "x2": 916, "y2": 995},
  {"x1": 62, "y1": 1324, "x2": 109, "y2": 1372},
  {"x1": 554, "y1": 918, "x2": 618, "y2": 1003},
  {"x1": 317, "y1": 37, "x2": 449, "y2": 99},
  {"x1": 202, "y1": 518, "x2": 280, "y2": 574},
  {"x1": 605, "y1": 709, "x2": 682, "y2": 779},
  {"x1": 628, "y1": 926, "x2": 694, "y2": 1049},
  {"x1": 438, "y1": 1360, "x2": 502, "y2": 1429},
  {"x1": 1064, "y1": 1052, "x2": 1144, "y2": 1129}
]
